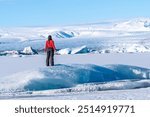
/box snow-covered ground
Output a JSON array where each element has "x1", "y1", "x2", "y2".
[
  {"x1": 0, "y1": 18, "x2": 150, "y2": 99},
  {"x1": 0, "y1": 53, "x2": 150, "y2": 100}
]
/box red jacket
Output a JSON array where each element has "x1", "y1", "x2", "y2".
[{"x1": 45, "y1": 40, "x2": 56, "y2": 50}]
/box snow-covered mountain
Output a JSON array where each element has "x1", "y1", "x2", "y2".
[
  {"x1": 113, "y1": 18, "x2": 150, "y2": 31},
  {"x1": 0, "y1": 18, "x2": 150, "y2": 53},
  {"x1": 0, "y1": 18, "x2": 150, "y2": 39}
]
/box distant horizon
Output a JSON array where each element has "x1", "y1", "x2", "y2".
[
  {"x1": 0, "y1": 17, "x2": 149, "y2": 28},
  {"x1": 0, "y1": 0, "x2": 150, "y2": 27}
]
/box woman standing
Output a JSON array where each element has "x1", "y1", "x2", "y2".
[{"x1": 45, "y1": 35, "x2": 56, "y2": 66}]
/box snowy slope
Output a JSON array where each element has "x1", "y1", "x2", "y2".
[
  {"x1": 0, "y1": 18, "x2": 150, "y2": 53},
  {"x1": 113, "y1": 18, "x2": 150, "y2": 31}
]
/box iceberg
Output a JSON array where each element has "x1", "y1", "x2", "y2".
[
  {"x1": 57, "y1": 45, "x2": 89, "y2": 55},
  {"x1": 57, "y1": 48, "x2": 71, "y2": 55},
  {"x1": 0, "y1": 64, "x2": 149, "y2": 93},
  {"x1": 21, "y1": 46, "x2": 38, "y2": 55}
]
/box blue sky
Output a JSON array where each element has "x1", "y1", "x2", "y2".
[{"x1": 0, "y1": 0, "x2": 150, "y2": 26}]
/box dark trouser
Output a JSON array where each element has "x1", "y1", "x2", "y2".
[{"x1": 46, "y1": 48, "x2": 54, "y2": 66}]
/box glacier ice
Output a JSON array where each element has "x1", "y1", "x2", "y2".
[{"x1": 0, "y1": 64, "x2": 149, "y2": 93}]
